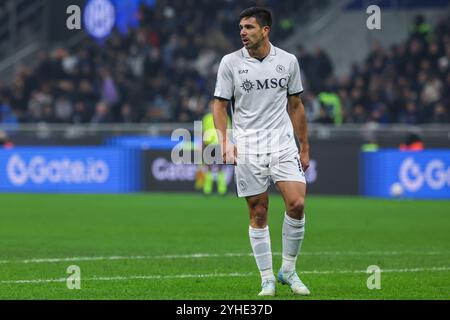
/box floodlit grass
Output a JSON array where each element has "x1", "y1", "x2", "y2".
[{"x1": 0, "y1": 193, "x2": 449, "y2": 299}]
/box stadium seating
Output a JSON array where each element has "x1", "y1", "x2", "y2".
[{"x1": 0, "y1": 0, "x2": 448, "y2": 125}]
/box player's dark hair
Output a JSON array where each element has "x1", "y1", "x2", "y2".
[{"x1": 239, "y1": 7, "x2": 272, "y2": 28}]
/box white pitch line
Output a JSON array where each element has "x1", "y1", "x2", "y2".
[
  {"x1": 301, "y1": 266, "x2": 450, "y2": 274},
  {"x1": 0, "y1": 272, "x2": 255, "y2": 284},
  {"x1": 1, "y1": 267, "x2": 449, "y2": 285},
  {"x1": 0, "y1": 251, "x2": 448, "y2": 265},
  {"x1": 0, "y1": 253, "x2": 255, "y2": 265}
]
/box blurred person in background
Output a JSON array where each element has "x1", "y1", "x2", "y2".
[
  {"x1": 411, "y1": 14, "x2": 432, "y2": 43},
  {"x1": 0, "y1": 95, "x2": 18, "y2": 125},
  {"x1": 91, "y1": 101, "x2": 112, "y2": 124},
  {"x1": 431, "y1": 102, "x2": 449, "y2": 123},
  {"x1": 72, "y1": 101, "x2": 91, "y2": 124},
  {"x1": 195, "y1": 99, "x2": 231, "y2": 196},
  {"x1": 399, "y1": 101, "x2": 421, "y2": 124},
  {"x1": 119, "y1": 103, "x2": 137, "y2": 123},
  {"x1": 400, "y1": 133, "x2": 425, "y2": 151},
  {"x1": 0, "y1": 130, "x2": 14, "y2": 149},
  {"x1": 318, "y1": 91, "x2": 343, "y2": 125}
]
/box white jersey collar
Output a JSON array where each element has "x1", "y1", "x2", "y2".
[{"x1": 241, "y1": 42, "x2": 277, "y2": 59}]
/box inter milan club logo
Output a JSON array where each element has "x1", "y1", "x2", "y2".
[
  {"x1": 276, "y1": 65, "x2": 286, "y2": 74},
  {"x1": 240, "y1": 79, "x2": 255, "y2": 93}
]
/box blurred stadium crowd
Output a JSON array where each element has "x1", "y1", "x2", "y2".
[
  {"x1": 299, "y1": 14, "x2": 450, "y2": 125},
  {"x1": 0, "y1": 0, "x2": 448, "y2": 125}
]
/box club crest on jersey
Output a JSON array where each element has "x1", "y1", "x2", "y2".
[
  {"x1": 240, "y1": 79, "x2": 255, "y2": 93},
  {"x1": 276, "y1": 65, "x2": 286, "y2": 74},
  {"x1": 239, "y1": 179, "x2": 247, "y2": 191}
]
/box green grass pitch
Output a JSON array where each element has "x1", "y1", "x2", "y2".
[{"x1": 0, "y1": 193, "x2": 449, "y2": 300}]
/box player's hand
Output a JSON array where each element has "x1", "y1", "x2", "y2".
[
  {"x1": 300, "y1": 149, "x2": 309, "y2": 172},
  {"x1": 222, "y1": 141, "x2": 237, "y2": 165}
]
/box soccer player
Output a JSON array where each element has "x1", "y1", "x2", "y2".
[{"x1": 213, "y1": 7, "x2": 311, "y2": 296}]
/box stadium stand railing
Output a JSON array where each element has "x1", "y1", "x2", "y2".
[{"x1": 1, "y1": 123, "x2": 449, "y2": 144}]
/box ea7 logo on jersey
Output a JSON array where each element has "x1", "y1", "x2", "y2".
[{"x1": 239, "y1": 69, "x2": 249, "y2": 74}]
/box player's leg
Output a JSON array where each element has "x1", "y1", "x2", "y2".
[
  {"x1": 275, "y1": 181, "x2": 310, "y2": 295},
  {"x1": 215, "y1": 143, "x2": 227, "y2": 195},
  {"x1": 203, "y1": 164, "x2": 213, "y2": 195},
  {"x1": 194, "y1": 165, "x2": 205, "y2": 191},
  {"x1": 202, "y1": 144, "x2": 217, "y2": 195},
  {"x1": 276, "y1": 180, "x2": 306, "y2": 269},
  {"x1": 246, "y1": 192, "x2": 276, "y2": 296},
  {"x1": 216, "y1": 164, "x2": 227, "y2": 195},
  {"x1": 246, "y1": 191, "x2": 270, "y2": 228},
  {"x1": 236, "y1": 153, "x2": 274, "y2": 295},
  {"x1": 272, "y1": 150, "x2": 310, "y2": 295}
]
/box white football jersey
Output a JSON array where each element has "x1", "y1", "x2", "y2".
[{"x1": 214, "y1": 43, "x2": 303, "y2": 155}]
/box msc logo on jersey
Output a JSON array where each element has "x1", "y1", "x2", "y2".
[
  {"x1": 240, "y1": 77, "x2": 288, "y2": 94},
  {"x1": 241, "y1": 79, "x2": 255, "y2": 93}
]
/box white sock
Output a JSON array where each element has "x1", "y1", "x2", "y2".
[
  {"x1": 282, "y1": 213, "x2": 305, "y2": 273},
  {"x1": 249, "y1": 226, "x2": 275, "y2": 282}
]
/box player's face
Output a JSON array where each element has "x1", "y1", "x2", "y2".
[{"x1": 239, "y1": 17, "x2": 268, "y2": 49}]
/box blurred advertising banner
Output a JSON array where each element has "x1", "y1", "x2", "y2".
[
  {"x1": 306, "y1": 142, "x2": 359, "y2": 195},
  {"x1": 361, "y1": 150, "x2": 450, "y2": 199},
  {"x1": 143, "y1": 150, "x2": 235, "y2": 193},
  {"x1": 143, "y1": 144, "x2": 360, "y2": 195},
  {"x1": 0, "y1": 148, "x2": 141, "y2": 193},
  {"x1": 0, "y1": 144, "x2": 362, "y2": 195}
]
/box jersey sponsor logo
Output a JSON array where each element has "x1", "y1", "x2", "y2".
[
  {"x1": 240, "y1": 77, "x2": 288, "y2": 94},
  {"x1": 239, "y1": 69, "x2": 249, "y2": 74},
  {"x1": 255, "y1": 77, "x2": 288, "y2": 90},
  {"x1": 240, "y1": 79, "x2": 255, "y2": 93}
]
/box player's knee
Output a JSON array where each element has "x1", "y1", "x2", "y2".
[
  {"x1": 251, "y1": 204, "x2": 268, "y2": 227},
  {"x1": 253, "y1": 204, "x2": 268, "y2": 217},
  {"x1": 287, "y1": 198, "x2": 305, "y2": 217}
]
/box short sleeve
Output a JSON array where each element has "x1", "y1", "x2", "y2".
[
  {"x1": 288, "y1": 57, "x2": 304, "y2": 96},
  {"x1": 214, "y1": 57, "x2": 234, "y2": 100}
]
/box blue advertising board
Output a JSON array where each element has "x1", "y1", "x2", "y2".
[
  {"x1": 361, "y1": 149, "x2": 450, "y2": 199},
  {"x1": 106, "y1": 136, "x2": 201, "y2": 150},
  {"x1": 0, "y1": 148, "x2": 141, "y2": 193},
  {"x1": 112, "y1": 0, "x2": 156, "y2": 34},
  {"x1": 106, "y1": 136, "x2": 180, "y2": 150}
]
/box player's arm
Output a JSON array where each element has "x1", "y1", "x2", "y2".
[
  {"x1": 288, "y1": 94, "x2": 310, "y2": 171},
  {"x1": 213, "y1": 98, "x2": 236, "y2": 165}
]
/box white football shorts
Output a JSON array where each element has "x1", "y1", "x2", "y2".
[{"x1": 234, "y1": 148, "x2": 306, "y2": 197}]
